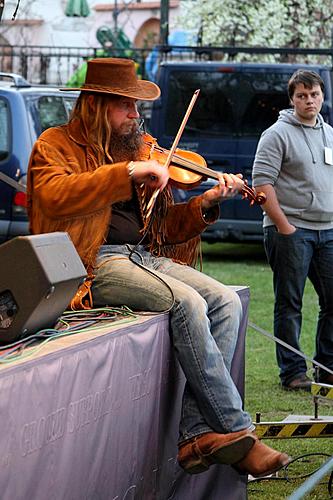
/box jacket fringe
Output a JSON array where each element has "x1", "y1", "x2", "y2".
[{"x1": 137, "y1": 183, "x2": 201, "y2": 268}]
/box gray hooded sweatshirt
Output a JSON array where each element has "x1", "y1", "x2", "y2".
[{"x1": 252, "y1": 108, "x2": 333, "y2": 229}]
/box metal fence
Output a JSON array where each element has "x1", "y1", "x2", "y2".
[
  {"x1": 0, "y1": 44, "x2": 211, "y2": 85},
  {"x1": 1, "y1": 44, "x2": 333, "y2": 86},
  {"x1": 0, "y1": 45, "x2": 151, "y2": 85}
]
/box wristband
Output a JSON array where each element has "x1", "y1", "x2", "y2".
[{"x1": 128, "y1": 161, "x2": 135, "y2": 178}]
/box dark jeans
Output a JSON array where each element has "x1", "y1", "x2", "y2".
[{"x1": 264, "y1": 226, "x2": 333, "y2": 385}]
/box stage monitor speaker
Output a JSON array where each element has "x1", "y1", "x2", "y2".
[{"x1": 0, "y1": 232, "x2": 87, "y2": 344}]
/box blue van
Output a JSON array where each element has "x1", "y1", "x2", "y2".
[{"x1": 149, "y1": 62, "x2": 333, "y2": 241}]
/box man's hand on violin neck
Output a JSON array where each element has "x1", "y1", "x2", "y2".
[
  {"x1": 129, "y1": 160, "x2": 169, "y2": 191},
  {"x1": 201, "y1": 173, "x2": 244, "y2": 209}
]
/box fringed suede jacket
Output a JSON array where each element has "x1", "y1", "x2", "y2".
[{"x1": 27, "y1": 119, "x2": 219, "y2": 307}]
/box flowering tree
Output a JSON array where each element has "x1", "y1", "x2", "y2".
[
  {"x1": 178, "y1": 0, "x2": 333, "y2": 62},
  {"x1": 283, "y1": 0, "x2": 333, "y2": 49}
]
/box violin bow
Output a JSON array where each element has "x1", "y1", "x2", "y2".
[{"x1": 145, "y1": 89, "x2": 201, "y2": 220}]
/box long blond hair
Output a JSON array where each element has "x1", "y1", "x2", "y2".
[{"x1": 70, "y1": 92, "x2": 119, "y2": 164}]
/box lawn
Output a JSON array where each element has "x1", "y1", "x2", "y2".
[{"x1": 201, "y1": 241, "x2": 333, "y2": 500}]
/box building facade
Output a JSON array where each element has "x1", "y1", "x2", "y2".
[{"x1": 0, "y1": 0, "x2": 180, "y2": 49}]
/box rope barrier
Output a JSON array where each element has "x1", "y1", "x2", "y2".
[{"x1": 288, "y1": 456, "x2": 333, "y2": 500}]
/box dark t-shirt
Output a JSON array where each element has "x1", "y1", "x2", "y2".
[{"x1": 107, "y1": 195, "x2": 143, "y2": 244}]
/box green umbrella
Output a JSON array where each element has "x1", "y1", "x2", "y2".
[{"x1": 65, "y1": 0, "x2": 90, "y2": 17}]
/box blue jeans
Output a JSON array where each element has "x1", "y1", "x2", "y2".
[
  {"x1": 91, "y1": 244, "x2": 253, "y2": 444},
  {"x1": 264, "y1": 226, "x2": 333, "y2": 385}
]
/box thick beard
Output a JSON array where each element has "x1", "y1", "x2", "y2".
[{"x1": 110, "y1": 123, "x2": 144, "y2": 163}]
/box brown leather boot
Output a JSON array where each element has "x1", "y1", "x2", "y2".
[
  {"x1": 178, "y1": 430, "x2": 257, "y2": 474},
  {"x1": 234, "y1": 438, "x2": 291, "y2": 478}
]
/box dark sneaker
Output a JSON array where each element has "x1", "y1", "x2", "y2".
[
  {"x1": 282, "y1": 374, "x2": 312, "y2": 392},
  {"x1": 317, "y1": 372, "x2": 333, "y2": 385}
]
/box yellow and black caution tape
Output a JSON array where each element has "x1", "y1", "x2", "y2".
[
  {"x1": 255, "y1": 420, "x2": 333, "y2": 439},
  {"x1": 311, "y1": 382, "x2": 333, "y2": 400}
]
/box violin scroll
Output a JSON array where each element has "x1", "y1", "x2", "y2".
[{"x1": 241, "y1": 181, "x2": 266, "y2": 206}]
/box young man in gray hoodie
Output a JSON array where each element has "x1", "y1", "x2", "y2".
[{"x1": 252, "y1": 69, "x2": 333, "y2": 391}]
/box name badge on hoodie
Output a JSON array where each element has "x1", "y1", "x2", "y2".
[{"x1": 325, "y1": 147, "x2": 333, "y2": 165}]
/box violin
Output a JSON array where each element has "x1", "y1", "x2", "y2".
[{"x1": 142, "y1": 133, "x2": 266, "y2": 206}]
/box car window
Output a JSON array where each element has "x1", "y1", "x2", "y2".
[
  {"x1": 0, "y1": 98, "x2": 9, "y2": 161},
  {"x1": 25, "y1": 94, "x2": 77, "y2": 138},
  {"x1": 63, "y1": 97, "x2": 76, "y2": 116},
  {"x1": 37, "y1": 96, "x2": 70, "y2": 132}
]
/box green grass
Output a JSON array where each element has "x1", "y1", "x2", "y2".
[{"x1": 201, "y1": 242, "x2": 333, "y2": 500}]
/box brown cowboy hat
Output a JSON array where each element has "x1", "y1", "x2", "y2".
[{"x1": 60, "y1": 57, "x2": 160, "y2": 101}]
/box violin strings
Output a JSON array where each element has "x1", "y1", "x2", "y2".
[
  {"x1": 170, "y1": 155, "x2": 218, "y2": 178},
  {"x1": 144, "y1": 141, "x2": 262, "y2": 205},
  {"x1": 147, "y1": 142, "x2": 218, "y2": 179},
  {"x1": 164, "y1": 150, "x2": 259, "y2": 202}
]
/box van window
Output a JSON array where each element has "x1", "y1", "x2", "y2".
[
  {"x1": 165, "y1": 70, "x2": 290, "y2": 137},
  {"x1": 0, "y1": 98, "x2": 9, "y2": 161}
]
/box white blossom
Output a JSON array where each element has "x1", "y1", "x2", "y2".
[{"x1": 177, "y1": 0, "x2": 333, "y2": 63}]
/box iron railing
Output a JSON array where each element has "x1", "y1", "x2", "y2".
[
  {"x1": 0, "y1": 43, "x2": 333, "y2": 85},
  {"x1": 0, "y1": 45, "x2": 151, "y2": 85}
]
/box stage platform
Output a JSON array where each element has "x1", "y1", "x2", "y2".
[{"x1": 0, "y1": 286, "x2": 250, "y2": 500}]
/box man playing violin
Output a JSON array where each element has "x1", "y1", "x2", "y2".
[{"x1": 27, "y1": 58, "x2": 289, "y2": 477}]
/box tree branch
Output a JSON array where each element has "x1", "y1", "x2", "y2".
[
  {"x1": 0, "y1": 0, "x2": 21, "y2": 22},
  {"x1": 0, "y1": 1, "x2": 5, "y2": 23},
  {"x1": 12, "y1": 0, "x2": 21, "y2": 20}
]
